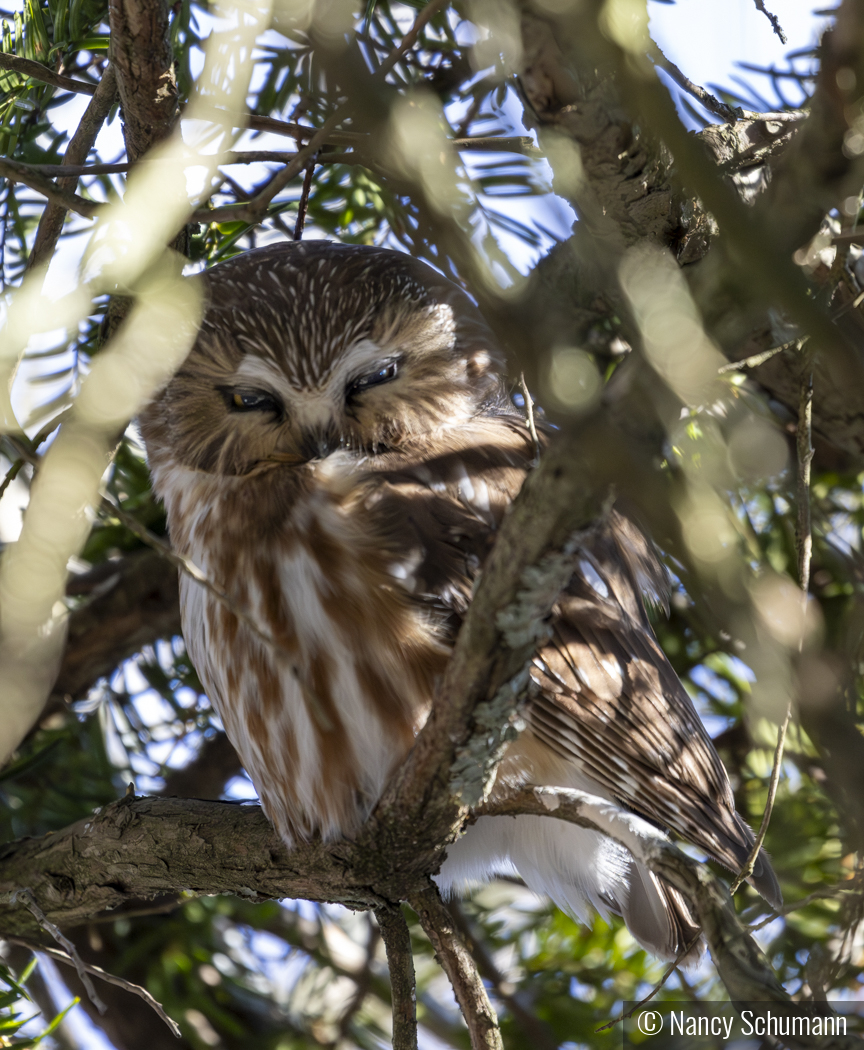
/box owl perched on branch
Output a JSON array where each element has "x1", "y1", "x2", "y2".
[{"x1": 140, "y1": 242, "x2": 780, "y2": 959}]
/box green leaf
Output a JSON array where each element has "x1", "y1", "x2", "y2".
[{"x1": 31, "y1": 997, "x2": 79, "y2": 1044}]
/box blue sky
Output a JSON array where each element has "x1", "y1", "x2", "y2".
[{"x1": 652, "y1": 0, "x2": 826, "y2": 114}]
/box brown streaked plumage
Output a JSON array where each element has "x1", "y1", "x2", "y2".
[{"x1": 139, "y1": 241, "x2": 780, "y2": 959}]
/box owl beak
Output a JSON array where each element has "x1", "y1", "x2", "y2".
[
  {"x1": 299, "y1": 428, "x2": 340, "y2": 461},
  {"x1": 267, "y1": 452, "x2": 307, "y2": 465}
]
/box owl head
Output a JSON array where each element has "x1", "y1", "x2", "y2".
[{"x1": 139, "y1": 242, "x2": 507, "y2": 477}]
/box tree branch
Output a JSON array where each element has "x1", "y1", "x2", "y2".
[
  {"x1": 0, "y1": 796, "x2": 390, "y2": 937},
  {"x1": 0, "y1": 784, "x2": 844, "y2": 1047},
  {"x1": 28, "y1": 65, "x2": 118, "y2": 270},
  {"x1": 0, "y1": 52, "x2": 98, "y2": 95},
  {"x1": 0, "y1": 159, "x2": 99, "y2": 219},
  {"x1": 446, "y1": 901, "x2": 559, "y2": 1050},
  {"x1": 760, "y1": 0, "x2": 864, "y2": 257},
  {"x1": 515, "y1": 4, "x2": 864, "y2": 469},
  {"x1": 375, "y1": 906, "x2": 418, "y2": 1050},
  {"x1": 108, "y1": 0, "x2": 178, "y2": 162},
  {"x1": 409, "y1": 886, "x2": 502, "y2": 1050}
]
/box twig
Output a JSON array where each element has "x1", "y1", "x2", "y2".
[
  {"x1": 748, "y1": 884, "x2": 861, "y2": 931},
  {"x1": 8, "y1": 889, "x2": 107, "y2": 1014},
  {"x1": 728, "y1": 707, "x2": 791, "y2": 896},
  {"x1": 6, "y1": 937, "x2": 181, "y2": 1037},
  {"x1": 99, "y1": 496, "x2": 285, "y2": 658},
  {"x1": 376, "y1": 0, "x2": 451, "y2": 79},
  {"x1": 594, "y1": 931, "x2": 701, "y2": 1032},
  {"x1": 455, "y1": 135, "x2": 541, "y2": 156},
  {"x1": 796, "y1": 365, "x2": 814, "y2": 596},
  {"x1": 246, "y1": 113, "x2": 363, "y2": 145},
  {"x1": 650, "y1": 43, "x2": 744, "y2": 123},
  {"x1": 0, "y1": 52, "x2": 98, "y2": 95},
  {"x1": 519, "y1": 372, "x2": 541, "y2": 462},
  {"x1": 409, "y1": 885, "x2": 502, "y2": 1050},
  {"x1": 717, "y1": 338, "x2": 799, "y2": 373},
  {"x1": 375, "y1": 907, "x2": 418, "y2": 1050},
  {"x1": 10, "y1": 150, "x2": 357, "y2": 178},
  {"x1": 0, "y1": 456, "x2": 23, "y2": 502},
  {"x1": 752, "y1": 0, "x2": 787, "y2": 43},
  {"x1": 0, "y1": 159, "x2": 100, "y2": 219},
  {"x1": 729, "y1": 363, "x2": 812, "y2": 898},
  {"x1": 246, "y1": 115, "x2": 538, "y2": 154},
  {"x1": 293, "y1": 154, "x2": 317, "y2": 241},
  {"x1": 197, "y1": 0, "x2": 452, "y2": 231},
  {"x1": 446, "y1": 902, "x2": 558, "y2": 1050},
  {"x1": 29, "y1": 63, "x2": 118, "y2": 270},
  {"x1": 191, "y1": 111, "x2": 345, "y2": 226}
]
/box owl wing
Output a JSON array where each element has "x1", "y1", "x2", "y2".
[
  {"x1": 356, "y1": 416, "x2": 780, "y2": 908},
  {"x1": 528, "y1": 519, "x2": 781, "y2": 907}
]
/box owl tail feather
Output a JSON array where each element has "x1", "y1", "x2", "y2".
[
  {"x1": 728, "y1": 813, "x2": 783, "y2": 911},
  {"x1": 435, "y1": 815, "x2": 708, "y2": 962},
  {"x1": 616, "y1": 863, "x2": 703, "y2": 963}
]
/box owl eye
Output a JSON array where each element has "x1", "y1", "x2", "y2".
[
  {"x1": 228, "y1": 390, "x2": 282, "y2": 414},
  {"x1": 347, "y1": 360, "x2": 399, "y2": 398}
]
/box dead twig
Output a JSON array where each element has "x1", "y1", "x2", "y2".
[
  {"x1": 594, "y1": 931, "x2": 702, "y2": 1033},
  {"x1": 728, "y1": 708, "x2": 791, "y2": 896},
  {"x1": 6, "y1": 937, "x2": 180, "y2": 1037},
  {"x1": 717, "y1": 339, "x2": 800, "y2": 373},
  {"x1": 293, "y1": 153, "x2": 317, "y2": 241},
  {"x1": 752, "y1": 0, "x2": 787, "y2": 43},
  {"x1": 6, "y1": 889, "x2": 107, "y2": 1014},
  {"x1": 749, "y1": 884, "x2": 862, "y2": 932}
]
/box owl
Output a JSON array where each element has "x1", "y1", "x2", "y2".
[{"x1": 139, "y1": 241, "x2": 781, "y2": 959}]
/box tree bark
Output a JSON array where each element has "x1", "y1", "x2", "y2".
[{"x1": 108, "y1": 0, "x2": 178, "y2": 163}]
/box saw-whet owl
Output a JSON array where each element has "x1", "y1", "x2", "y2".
[{"x1": 139, "y1": 241, "x2": 781, "y2": 959}]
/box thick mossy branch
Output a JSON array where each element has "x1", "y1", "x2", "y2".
[
  {"x1": 0, "y1": 797, "x2": 388, "y2": 937},
  {"x1": 2, "y1": 787, "x2": 855, "y2": 1049}
]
